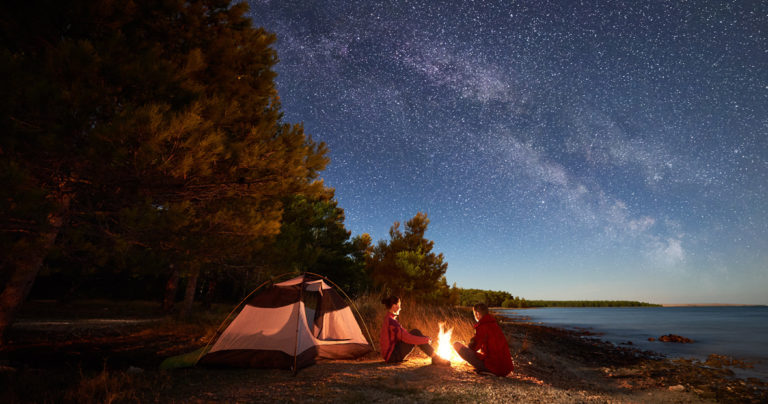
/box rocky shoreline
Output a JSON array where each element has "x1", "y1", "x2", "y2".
[{"x1": 497, "y1": 313, "x2": 767, "y2": 403}]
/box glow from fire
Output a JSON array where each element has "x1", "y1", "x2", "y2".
[{"x1": 436, "y1": 322, "x2": 459, "y2": 362}]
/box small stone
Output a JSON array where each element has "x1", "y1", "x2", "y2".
[
  {"x1": 0, "y1": 365, "x2": 17, "y2": 374},
  {"x1": 659, "y1": 334, "x2": 693, "y2": 343},
  {"x1": 669, "y1": 384, "x2": 685, "y2": 392},
  {"x1": 127, "y1": 366, "x2": 144, "y2": 374}
]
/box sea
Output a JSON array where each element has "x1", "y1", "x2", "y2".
[{"x1": 497, "y1": 306, "x2": 768, "y2": 380}]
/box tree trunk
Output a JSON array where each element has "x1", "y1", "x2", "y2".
[
  {"x1": 162, "y1": 266, "x2": 179, "y2": 313},
  {"x1": 0, "y1": 191, "x2": 70, "y2": 343},
  {"x1": 179, "y1": 269, "x2": 199, "y2": 318},
  {"x1": 202, "y1": 277, "x2": 216, "y2": 310}
]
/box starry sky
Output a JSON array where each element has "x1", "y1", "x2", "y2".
[{"x1": 247, "y1": 0, "x2": 768, "y2": 304}]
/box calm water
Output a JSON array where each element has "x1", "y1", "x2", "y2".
[{"x1": 498, "y1": 306, "x2": 768, "y2": 379}]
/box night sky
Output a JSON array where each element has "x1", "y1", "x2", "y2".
[{"x1": 247, "y1": 0, "x2": 767, "y2": 304}]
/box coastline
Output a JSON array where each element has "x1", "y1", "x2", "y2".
[
  {"x1": 494, "y1": 311, "x2": 768, "y2": 403},
  {"x1": 493, "y1": 305, "x2": 768, "y2": 371}
]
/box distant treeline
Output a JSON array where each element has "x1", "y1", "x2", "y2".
[
  {"x1": 524, "y1": 300, "x2": 661, "y2": 308},
  {"x1": 457, "y1": 288, "x2": 527, "y2": 308},
  {"x1": 456, "y1": 288, "x2": 659, "y2": 308}
]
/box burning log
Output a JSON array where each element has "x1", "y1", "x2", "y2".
[{"x1": 433, "y1": 322, "x2": 458, "y2": 366}]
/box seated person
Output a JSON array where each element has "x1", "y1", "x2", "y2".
[
  {"x1": 453, "y1": 303, "x2": 514, "y2": 376},
  {"x1": 380, "y1": 295, "x2": 449, "y2": 365}
]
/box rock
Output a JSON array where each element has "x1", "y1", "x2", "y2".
[
  {"x1": 127, "y1": 366, "x2": 144, "y2": 374},
  {"x1": 669, "y1": 384, "x2": 685, "y2": 392},
  {"x1": 658, "y1": 334, "x2": 693, "y2": 343},
  {"x1": 0, "y1": 365, "x2": 17, "y2": 374}
]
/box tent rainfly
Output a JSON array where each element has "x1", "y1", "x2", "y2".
[{"x1": 198, "y1": 274, "x2": 372, "y2": 371}]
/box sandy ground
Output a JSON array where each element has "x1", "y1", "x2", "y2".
[
  {"x1": 1, "y1": 304, "x2": 766, "y2": 403},
  {"x1": 144, "y1": 355, "x2": 704, "y2": 403}
]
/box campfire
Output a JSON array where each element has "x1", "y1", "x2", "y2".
[{"x1": 435, "y1": 322, "x2": 460, "y2": 364}]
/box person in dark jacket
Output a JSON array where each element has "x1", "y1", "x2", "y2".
[
  {"x1": 452, "y1": 303, "x2": 514, "y2": 376},
  {"x1": 379, "y1": 296, "x2": 449, "y2": 365}
]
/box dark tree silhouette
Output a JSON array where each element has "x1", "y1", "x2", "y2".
[
  {"x1": 368, "y1": 212, "x2": 450, "y2": 303},
  {"x1": 0, "y1": 0, "x2": 328, "y2": 337}
]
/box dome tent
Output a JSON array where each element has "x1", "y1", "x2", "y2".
[{"x1": 197, "y1": 273, "x2": 372, "y2": 372}]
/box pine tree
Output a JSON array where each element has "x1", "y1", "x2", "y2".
[
  {"x1": 368, "y1": 212, "x2": 450, "y2": 303},
  {"x1": 0, "y1": 0, "x2": 329, "y2": 336},
  {"x1": 260, "y1": 194, "x2": 371, "y2": 296}
]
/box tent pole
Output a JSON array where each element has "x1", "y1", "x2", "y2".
[{"x1": 292, "y1": 274, "x2": 305, "y2": 376}]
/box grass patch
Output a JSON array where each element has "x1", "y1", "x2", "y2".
[
  {"x1": 64, "y1": 366, "x2": 138, "y2": 404},
  {"x1": 1, "y1": 366, "x2": 142, "y2": 404},
  {"x1": 353, "y1": 294, "x2": 476, "y2": 353}
]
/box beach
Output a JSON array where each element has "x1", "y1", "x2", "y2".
[
  {"x1": 497, "y1": 305, "x2": 768, "y2": 381},
  {"x1": 1, "y1": 304, "x2": 766, "y2": 403}
]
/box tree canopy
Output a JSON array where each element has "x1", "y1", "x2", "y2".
[
  {"x1": 0, "y1": 0, "x2": 329, "y2": 337},
  {"x1": 259, "y1": 194, "x2": 371, "y2": 296},
  {"x1": 368, "y1": 213, "x2": 450, "y2": 303}
]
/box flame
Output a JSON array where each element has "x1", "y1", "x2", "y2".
[{"x1": 436, "y1": 322, "x2": 458, "y2": 362}]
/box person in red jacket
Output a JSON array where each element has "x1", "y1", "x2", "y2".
[
  {"x1": 380, "y1": 296, "x2": 449, "y2": 365},
  {"x1": 452, "y1": 303, "x2": 514, "y2": 376}
]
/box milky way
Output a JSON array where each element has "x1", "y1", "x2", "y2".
[{"x1": 247, "y1": 0, "x2": 768, "y2": 303}]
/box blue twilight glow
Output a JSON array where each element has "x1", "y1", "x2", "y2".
[{"x1": 247, "y1": 0, "x2": 768, "y2": 304}]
